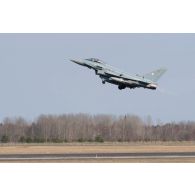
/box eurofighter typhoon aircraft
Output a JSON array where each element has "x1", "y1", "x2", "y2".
[{"x1": 70, "y1": 58, "x2": 166, "y2": 90}]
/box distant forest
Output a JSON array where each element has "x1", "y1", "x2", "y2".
[{"x1": 0, "y1": 114, "x2": 195, "y2": 143}]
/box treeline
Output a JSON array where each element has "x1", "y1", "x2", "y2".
[{"x1": 0, "y1": 114, "x2": 195, "y2": 143}]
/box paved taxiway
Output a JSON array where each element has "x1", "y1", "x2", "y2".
[{"x1": 1, "y1": 152, "x2": 195, "y2": 161}]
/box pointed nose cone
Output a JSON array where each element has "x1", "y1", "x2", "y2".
[{"x1": 70, "y1": 59, "x2": 84, "y2": 65}]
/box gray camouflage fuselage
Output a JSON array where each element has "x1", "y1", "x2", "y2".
[{"x1": 70, "y1": 58, "x2": 166, "y2": 90}]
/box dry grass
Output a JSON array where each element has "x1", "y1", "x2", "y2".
[{"x1": 1, "y1": 142, "x2": 195, "y2": 155}]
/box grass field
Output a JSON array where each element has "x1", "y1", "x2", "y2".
[
  {"x1": 1, "y1": 142, "x2": 195, "y2": 154},
  {"x1": 1, "y1": 142, "x2": 195, "y2": 162}
]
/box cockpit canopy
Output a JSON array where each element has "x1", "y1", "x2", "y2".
[{"x1": 85, "y1": 58, "x2": 105, "y2": 64}]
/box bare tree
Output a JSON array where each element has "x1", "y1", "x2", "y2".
[{"x1": 1, "y1": 114, "x2": 195, "y2": 143}]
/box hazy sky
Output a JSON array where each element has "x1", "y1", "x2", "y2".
[{"x1": 0, "y1": 34, "x2": 195, "y2": 123}]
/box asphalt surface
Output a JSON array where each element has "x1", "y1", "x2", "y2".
[{"x1": 1, "y1": 152, "x2": 195, "y2": 161}]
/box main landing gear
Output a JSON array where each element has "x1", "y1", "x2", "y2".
[{"x1": 118, "y1": 85, "x2": 126, "y2": 90}]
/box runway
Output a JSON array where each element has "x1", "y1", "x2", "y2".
[{"x1": 1, "y1": 152, "x2": 195, "y2": 162}]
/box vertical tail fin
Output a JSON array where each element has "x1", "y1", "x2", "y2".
[{"x1": 143, "y1": 68, "x2": 167, "y2": 82}]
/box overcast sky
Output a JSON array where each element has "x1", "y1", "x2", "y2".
[{"x1": 0, "y1": 34, "x2": 195, "y2": 123}]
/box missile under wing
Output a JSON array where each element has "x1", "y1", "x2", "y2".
[{"x1": 70, "y1": 58, "x2": 167, "y2": 90}]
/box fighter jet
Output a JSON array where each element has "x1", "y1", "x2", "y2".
[{"x1": 70, "y1": 58, "x2": 166, "y2": 90}]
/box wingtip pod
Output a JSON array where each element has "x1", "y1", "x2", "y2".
[{"x1": 143, "y1": 68, "x2": 167, "y2": 82}]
